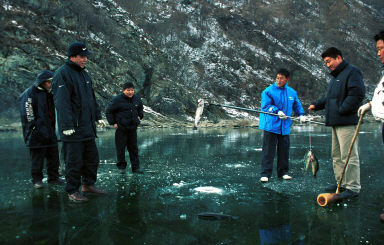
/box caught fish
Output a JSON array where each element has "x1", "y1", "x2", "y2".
[
  {"x1": 304, "y1": 149, "x2": 319, "y2": 178},
  {"x1": 193, "y1": 99, "x2": 205, "y2": 130},
  {"x1": 198, "y1": 212, "x2": 239, "y2": 221}
]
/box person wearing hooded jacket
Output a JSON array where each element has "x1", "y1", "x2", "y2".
[
  {"x1": 20, "y1": 70, "x2": 63, "y2": 189},
  {"x1": 106, "y1": 82, "x2": 144, "y2": 173},
  {"x1": 51, "y1": 42, "x2": 107, "y2": 203},
  {"x1": 309, "y1": 47, "x2": 365, "y2": 200},
  {"x1": 259, "y1": 69, "x2": 307, "y2": 182}
]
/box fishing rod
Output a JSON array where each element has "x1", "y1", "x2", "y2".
[{"x1": 208, "y1": 102, "x2": 325, "y2": 125}]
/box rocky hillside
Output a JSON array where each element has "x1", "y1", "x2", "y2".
[{"x1": 1, "y1": 0, "x2": 384, "y2": 125}]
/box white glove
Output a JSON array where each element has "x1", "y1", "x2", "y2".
[
  {"x1": 63, "y1": 129, "x2": 75, "y2": 136},
  {"x1": 358, "y1": 102, "x2": 371, "y2": 117},
  {"x1": 97, "y1": 120, "x2": 107, "y2": 127},
  {"x1": 299, "y1": 115, "x2": 308, "y2": 123},
  {"x1": 278, "y1": 111, "x2": 287, "y2": 120}
]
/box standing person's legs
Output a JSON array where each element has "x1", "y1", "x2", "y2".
[
  {"x1": 335, "y1": 125, "x2": 361, "y2": 193},
  {"x1": 62, "y1": 142, "x2": 84, "y2": 194},
  {"x1": 276, "y1": 134, "x2": 290, "y2": 178},
  {"x1": 81, "y1": 140, "x2": 100, "y2": 186},
  {"x1": 261, "y1": 131, "x2": 277, "y2": 178},
  {"x1": 29, "y1": 148, "x2": 45, "y2": 184},
  {"x1": 115, "y1": 128, "x2": 127, "y2": 170},
  {"x1": 45, "y1": 145, "x2": 61, "y2": 182},
  {"x1": 126, "y1": 129, "x2": 140, "y2": 172},
  {"x1": 331, "y1": 127, "x2": 343, "y2": 185}
]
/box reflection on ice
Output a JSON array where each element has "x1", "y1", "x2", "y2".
[
  {"x1": 139, "y1": 137, "x2": 161, "y2": 150},
  {"x1": 173, "y1": 181, "x2": 188, "y2": 187},
  {"x1": 243, "y1": 147, "x2": 262, "y2": 151},
  {"x1": 292, "y1": 125, "x2": 316, "y2": 132},
  {"x1": 193, "y1": 186, "x2": 224, "y2": 195},
  {"x1": 225, "y1": 163, "x2": 246, "y2": 168}
]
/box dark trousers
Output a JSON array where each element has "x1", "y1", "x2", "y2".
[
  {"x1": 261, "y1": 131, "x2": 290, "y2": 178},
  {"x1": 115, "y1": 127, "x2": 140, "y2": 171},
  {"x1": 29, "y1": 146, "x2": 60, "y2": 183},
  {"x1": 382, "y1": 123, "x2": 384, "y2": 144},
  {"x1": 62, "y1": 140, "x2": 99, "y2": 194}
]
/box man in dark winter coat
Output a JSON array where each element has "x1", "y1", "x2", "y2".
[
  {"x1": 20, "y1": 70, "x2": 64, "y2": 189},
  {"x1": 106, "y1": 82, "x2": 144, "y2": 173},
  {"x1": 52, "y1": 42, "x2": 107, "y2": 202},
  {"x1": 309, "y1": 47, "x2": 365, "y2": 200}
]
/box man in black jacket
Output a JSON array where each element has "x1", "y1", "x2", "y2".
[
  {"x1": 106, "y1": 82, "x2": 144, "y2": 173},
  {"x1": 52, "y1": 42, "x2": 107, "y2": 202},
  {"x1": 20, "y1": 70, "x2": 64, "y2": 189},
  {"x1": 309, "y1": 47, "x2": 365, "y2": 199}
]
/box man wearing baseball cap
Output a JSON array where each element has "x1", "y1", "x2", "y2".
[{"x1": 52, "y1": 42, "x2": 107, "y2": 202}]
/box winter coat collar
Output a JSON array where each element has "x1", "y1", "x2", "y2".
[
  {"x1": 122, "y1": 93, "x2": 136, "y2": 102},
  {"x1": 66, "y1": 59, "x2": 84, "y2": 72},
  {"x1": 273, "y1": 81, "x2": 287, "y2": 89},
  {"x1": 330, "y1": 60, "x2": 348, "y2": 77}
]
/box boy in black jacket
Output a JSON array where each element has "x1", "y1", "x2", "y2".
[
  {"x1": 106, "y1": 82, "x2": 144, "y2": 173},
  {"x1": 20, "y1": 70, "x2": 64, "y2": 188}
]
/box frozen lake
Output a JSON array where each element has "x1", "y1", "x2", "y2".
[{"x1": 0, "y1": 123, "x2": 383, "y2": 244}]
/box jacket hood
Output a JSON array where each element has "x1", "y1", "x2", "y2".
[{"x1": 34, "y1": 70, "x2": 54, "y2": 87}]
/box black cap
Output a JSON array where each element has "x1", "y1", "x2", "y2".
[{"x1": 67, "y1": 42, "x2": 91, "y2": 57}]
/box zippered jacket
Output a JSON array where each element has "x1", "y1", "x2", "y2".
[
  {"x1": 313, "y1": 61, "x2": 365, "y2": 126},
  {"x1": 51, "y1": 60, "x2": 102, "y2": 142},
  {"x1": 20, "y1": 71, "x2": 57, "y2": 148},
  {"x1": 259, "y1": 82, "x2": 305, "y2": 135},
  {"x1": 106, "y1": 94, "x2": 144, "y2": 130}
]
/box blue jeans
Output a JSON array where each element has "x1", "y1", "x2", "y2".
[{"x1": 261, "y1": 131, "x2": 290, "y2": 178}]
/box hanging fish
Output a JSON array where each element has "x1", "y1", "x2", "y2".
[
  {"x1": 193, "y1": 99, "x2": 205, "y2": 130},
  {"x1": 304, "y1": 149, "x2": 319, "y2": 178}
]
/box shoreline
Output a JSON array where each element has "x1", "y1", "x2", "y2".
[{"x1": 1, "y1": 115, "x2": 380, "y2": 133}]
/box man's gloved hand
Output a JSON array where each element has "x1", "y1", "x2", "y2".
[
  {"x1": 63, "y1": 129, "x2": 75, "y2": 136},
  {"x1": 299, "y1": 115, "x2": 308, "y2": 123},
  {"x1": 278, "y1": 111, "x2": 287, "y2": 120},
  {"x1": 97, "y1": 120, "x2": 107, "y2": 127},
  {"x1": 358, "y1": 102, "x2": 371, "y2": 117}
]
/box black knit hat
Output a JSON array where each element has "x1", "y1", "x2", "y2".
[
  {"x1": 67, "y1": 42, "x2": 91, "y2": 57},
  {"x1": 123, "y1": 82, "x2": 134, "y2": 90}
]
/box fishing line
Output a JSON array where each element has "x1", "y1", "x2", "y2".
[{"x1": 308, "y1": 110, "x2": 312, "y2": 150}]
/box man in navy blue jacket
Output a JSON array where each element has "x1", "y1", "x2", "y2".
[
  {"x1": 20, "y1": 70, "x2": 64, "y2": 189},
  {"x1": 259, "y1": 69, "x2": 306, "y2": 182},
  {"x1": 309, "y1": 47, "x2": 365, "y2": 200},
  {"x1": 52, "y1": 42, "x2": 107, "y2": 202},
  {"x1": 106, "y1": 82, "x2": 144, "y2": 173}
]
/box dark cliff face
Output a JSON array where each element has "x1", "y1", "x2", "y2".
[{"x1": 1, "y1": 0, "x2": 384, "y2": 123}]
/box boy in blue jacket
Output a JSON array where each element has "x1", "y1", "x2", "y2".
[{"x1": 259, "y1": 69, "x2": 307, "y2": 182}]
